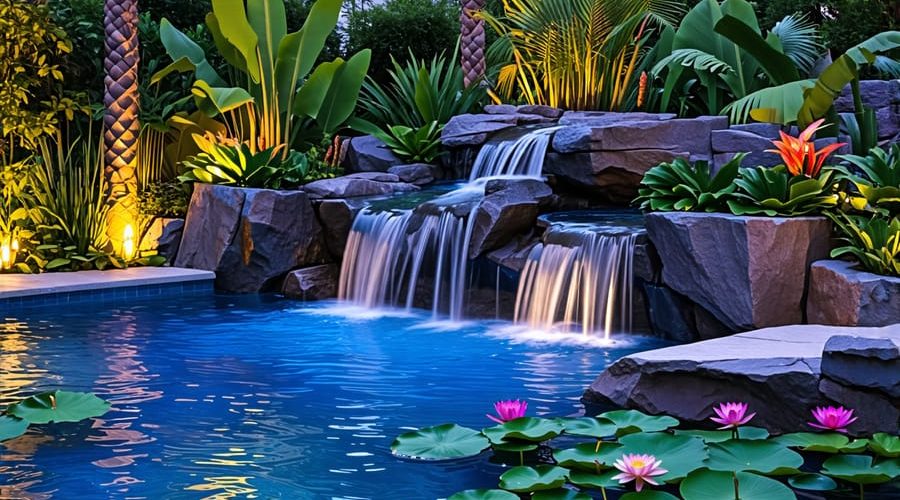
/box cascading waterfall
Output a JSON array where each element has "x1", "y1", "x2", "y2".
[
  {"x1": 468, "y1": 127, "x2": 560, "y2": 180},
  {"x1": 514, "y1": 228, "x2": 638, "y2": 340}
]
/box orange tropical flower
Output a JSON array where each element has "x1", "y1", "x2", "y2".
[{"x1": 767, "y1": 118, "x2": 846, "y2": 178}]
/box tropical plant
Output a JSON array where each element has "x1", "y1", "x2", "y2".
[
  {"x1": 374, "y1": 122, "x2": 445, "y2": 164},
  {"x1": 480, "y1": 0, "x2": 683, "y2": 111},
  {"x1": 768, "y1": 118, "x2": 846, "y2": 178},
  {"x1": 152, "y1": 0, "x2": 371, "y2": 154},
  {"x1": 139, "y1": 180, "x2": 191, "y2": 218},
  {"x1": 834, "y1": 144, "x2": 900, "y2": 215},
  {"x1": 179, "y1": 132, "x2": 310, "y2": 188},
  {"x1": 635, "y1": 154, "x2": 745, "y2": 212},
  {"x1": 651, "y1": 0, "x2": 824, "y2": 119},
  {"x1": 727, "y1": 165, "x2": 838, "y2": 216},
  {"x1": 0, "y1": 390, "x2": 110, "y2": 443},
  {"x1": 358, "y1": 50, "x2": 486, "y2": 130},
  {"x1": 829, "y1": 213, "x2": 900, "y2": 277}
]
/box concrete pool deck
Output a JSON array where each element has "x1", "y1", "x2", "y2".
[
  {"x1": 0, "y1": 267, "x2": 215, "y2": 309},
  {"x1": 584, "y1": 324, "x2": 900, "y2": 435}
]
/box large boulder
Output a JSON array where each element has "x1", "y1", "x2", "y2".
[
  {"x1": 442, "y1": 113, "x2": 556, "y2": 148},
  {"x1": 821, "y1": 335, "x2": 900, "y2": 399},
  {"x1": 468, "y1": 179, "x2": 554, "y2": 258},
  {"x1": 139, "y1": 217, "x2": 184, "y2": 263},
  {"x1": 282, "y1": 264, "x2": 339, "y2": 301},
  {"x1": 303, "y1": 172, "x2": 417, "y2": 199},
  {"x1": 584, "y1": 325, "x2": 900, "y2": 435},
  {"x1": 807, "y1": 260, "x2": 900, "y2": 327},
  {"x1": 552, "y1": 116, "x2": 725, "y2": 155},
  {"x1": 646, "y1": 212, "x2": 831, "y2": 331},
  {"x1": 344, "y1": 135, "x2": 404, "y2": 172},
  {"x1": 388, "y1": 163, "x2": 438, "y2": 185},
  {"x1": 176, "y1": 184, "x2": 326, "y2": 292},
  {"x1": 315, "y1": 199, "x2": 360, "y2": 259}
]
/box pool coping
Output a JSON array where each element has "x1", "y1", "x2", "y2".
[{"x1": 0, "y1": 267, "x2": 215, "y2": 310}]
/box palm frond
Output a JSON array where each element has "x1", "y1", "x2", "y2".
[
  {"x1": 653, "y1": 48, "x2": 734, "y2": 75},
  {"x1": 723, "y1": 79, "x2": 814, "y2": 124},
  {"x1": 771, "y1": 14, "x2": 824, "y2": 76}
]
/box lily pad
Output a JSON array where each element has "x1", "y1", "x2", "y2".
[
  {"x1": 558, "y1": 417, "x2": 617, "y2": 438},
  {"x1": 482, "y1": 417, "x2": 564, "y2": 444},
  {"x1": 680, "y1": 469, "x2": 796, "y2": 500},
  {"x1": 6, "y1": 391, "x2": 110, "y2": 424},
  {"x1": 675, "y1": 426, "x2": 769, "y2": 443},
  {"x1": 448, "y1": 490, "x2": 519, "y2": 500},
  {"x1": 567, "y1": 469, "x2": 620, "y2": 489},
  {"x1": 869, "y1": 433, "x2": 900, "y2": 458},
  {"x1": 821, "y1": 454, "x2": 900, "y2": 484},
  {"x1": 491, "y1": 439, "x2": 538, "y2": 453},
  {"x1": 705, "y1": 439, "x2": 803, "y2": 475},
  {"x1": 0, "y1": 415, "x2": 28, "y2": 442},
  {"x1": 775, "y1": 432, "x2": 861, "y2": 453},
  {"x1": 621, "y1": 492, "x2": 680, "y2": 500},
  {"x1": 554, "y1": 442, "x2": 622, "y2": 471},
  {"x1": 391, "y1": 423, "x2": 489, "y2": 460},
  {"x1": 597, "y1": 410, "x2": 679, "y2": 436},
  {"x1": 607, "y1": 432, "x2": 708, "y2": 481},
  {"x1": 788, "y1": 473, "x2": 838, "y2": 491},
  {"x1": 531, "y1": 489, "x2": 592, "y2": 500},
  {"x1": 498, "y1": 465, "x2": 568, "y2": 492}
]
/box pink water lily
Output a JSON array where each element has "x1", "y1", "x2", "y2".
[
  {"x1": 710, "y1": 402, "x2": 756, "y2": 429},
  {"x1": 809, "y1": 406, "x2": 857, "y2": 433},
  {"x1": 612, "y1": 453, "x2": 668, "y2": 492},
  {"x1": 487, "y1": 399, "x2": 527, "y2": 424}
]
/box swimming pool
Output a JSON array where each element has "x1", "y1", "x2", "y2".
[{"x1": 0, "y1": 295, "x2": 668, "y2": 499}]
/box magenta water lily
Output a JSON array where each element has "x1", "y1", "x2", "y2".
[
  {"x1": 487, "y1": 399, "x2": 528, "y2": 424},
  {"x1": 710, "y1": 401, "x2": 756, "y2": 429},
  {"x1": 809, "y1": 406, "x2": 858, "y2": 433},
  {"x1": 612, "y1": 453, "x2": 668, "y2": 492}
]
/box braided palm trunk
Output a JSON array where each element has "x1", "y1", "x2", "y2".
[
  {"x1": 103, "y1": 0, "x2": 140, "y2": 244},
  {"x1": 460, "y1": 0, "x2": 486, "y2": 86}
]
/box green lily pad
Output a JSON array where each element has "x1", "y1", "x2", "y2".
[
  {"x1": 675, "y1": 426, "x2": 769, "y2": 443},
  {"x1": 597, "y1": 410, "x2": 679, "y2": 436},
  {"x1": 788, "y1": 473, "x2": 838, "y2": 491},
  {"x1": 705, "y1": 439, "x2": 803, "y2": 475},
  {"x1": 869, "y1": 433, "x2": 900, "y2": 458},
  {"x1": 558, "y1": 417, "x2": 617, "y2": 438},
  {"x1": 606, "y1": 432, "x2": 708, "y2": 481},
  {"x1": 482, "y1": 417, "x2": 564, "y2": 444},
  {"x1": 554, "y1": 442, "x2": 622, "y2": 471},
  {"x1": 6, "y1": 391, "x2": 110, "y2": 424},
  {"x1": 0, "y1": 415, "x2": 28, "y2": 442},
  {"x1": 498, "y1": 465, "x2": 568, "y2": 492},
  {"x1": 531, "y1": 489, "x2": 592, "y2": 500},
  {"x1": 491, "y1": 439, "x2": 538, "y2": 453},
  {"x1": 821, "y1": 454, "x2": 900, "y2": 484},
  {"x1": 621, "y1": 492, "x2": 680, "y2": 500},
  {"x1": 680, "y1": 469, "x2": 796, "y2": 500},
  {"x1": 391, "y1": 423, "x2": 489, "y2": 460},
  {"x1": 567, "y1": 469, "x2": 620, "y2": 489},
  {"x1": 774, "y1": 432, "x2": 861, "y2": 453},
  {"x1": 448, "y1": 489, "x2": 519, "y2": 500}
]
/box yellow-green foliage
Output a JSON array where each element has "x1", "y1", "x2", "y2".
[{"x1": 0, "y1": 0, "x2": 80, "y2": 152}]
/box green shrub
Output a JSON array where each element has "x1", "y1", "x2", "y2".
[
  {"x1": 139, "y1": 180, "x2": 191, "y2": 218},
  {"x1": 635, "y1": 155, "x2": 744, "y2": 213},
  {"x1": 179, "y1": 133, "x2": 310, "y2": 189},
  {"x1": 347, "y1": 0, "x2": 459, "y2": 82},
  {"x1": 830, "y1": 213, "x2": 900, "y2": 277},
  {"x1": 835, "y1": 144, "x2": 900, "y2": 215},
  {"x1": 47, "y1": 0, "x2": 104, "y2": 104},
  {"x1": 374, "y1": 122, "x2": 444, "y2": 164},
  {"x1": 727, "y1": 165, "x2": 838, "y2": 216}
]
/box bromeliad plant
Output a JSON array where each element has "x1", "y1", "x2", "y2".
[
  {"x1": 392, "y1": 401, "x2": 900, "y2": 499},
  {"x1": 727, "y1": 166, "x2": 838, "y2": 216},
  {"x1": 834, "y1": 144, "x2": 900, "y2": 216},
  {"x1": 634, "y1": 154, "x2": 744, "y2": 212},
  {"x1": 371, "y1": 122, "x2": 444, "y2": 164},
  {"x1": 829, "y1": 213, "x2": 900, "y2": 277}
]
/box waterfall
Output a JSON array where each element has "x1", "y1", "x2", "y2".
[
  {"x1": 338, "y1": 207, "x2": 475, "y2": 320},
  {"x1": 513, "y1": 229, "x2": 638, "y2": 340},
  {"x1": 468, "y1": 127, "x2": 560, "y2": 181}
]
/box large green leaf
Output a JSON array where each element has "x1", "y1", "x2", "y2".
[
  {"x1": 681, "y1": 469, "x2": 796, "y2": 500},
  {"x1": 869, "y1": 433, "x2": 900, "y2": 458},
  {"x1": 498, "y1": 465, "x2": 568, "y2": 493},
  {"x1": 597, "y1": 410, "x2": 679, "y2": 436},
  {"x1": 788, "y1": 473, "x2": 837, "y2": 491},
  {"x1": 774, "y1": 432, "x2": 867, "y2": 453},
  {"x1": 211, "y1": 0, "x2": 260, "y2": 83},
  {"x1": 7, "y1": 391, "x2": 110, "y2": 424},
  {"x1": 554, "y1": 442, "x2": 622, "y2": 471},
  {"x1": 610, "y1": 432, "x2": 708, "y2": 481},
  {"x1": 705, "y1": 439, "x2": 803, "y2": 475},
  {"x1": 191, "y1": 81, "x2": 254, "y2": 115},
  {"x1": 390, "y1": 424, "x2": 489, "y2": 461},
  {"x1": 725, "y1": 79, "x2": 814, "y2": 124},
  {"x1": 714, "y1": 14, "x2": 799, "y2": 84},
  {"x1": 483, "y1": 417, "x2": 565, "y2": 444},
  {"x1": 675, "y1": 426, "x2": 769, "y2": 443},
  {"x1": 247, "y1": 0, "x2": 286, "y2": 90},
  {"x1": 567, "y1": 469, "x2": 620, "y2": 489},
  {"x1": 294, "y1": 59, "x2": 341, "y2": 120},
  {"x1": 558, "y1": 417, "x2": 618, "y2": 438},
  {"x1": 316, "y1": 50, "x2": 372, "y2": 134},
  {"x1": 152, "y1": 19, "x2": 225, "y2": 86},
  {"x1": 448, "y1": 490, "x2": 519, "y2": 500},
  {"x1": 0, "y1": 415, "x2": 28, "y2": 442},
  {"x1": 821, "y1": 454, "x2": 900, "y2": 484},
  {"x1": 205, "y1": 13, "x2": 247, "y2": 74}
]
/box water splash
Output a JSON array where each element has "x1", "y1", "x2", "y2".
[{"x1": 468, "y1": 127, "x2": 560, "y2": 181}]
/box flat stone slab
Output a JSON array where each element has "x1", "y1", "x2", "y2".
[
  {"x1": 585, "y1": 324, "x2": 900, "y2": 435},
  {"x1": 0, "y1": 267, "x2": 215, "y2": 299}
]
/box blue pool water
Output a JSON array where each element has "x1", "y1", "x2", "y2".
[{"x1": 0, "y1": 295, "x2": 669, "y2": 499}]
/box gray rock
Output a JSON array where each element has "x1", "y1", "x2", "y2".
[
  {"x1": 303, "y1": 177, "x2": 395, "y2": 199},
  {"x1": 388, "y1": 163, "x2": 437, "y2": 185},
  {"x1": 558, "y1": 111, "x2": 676, "y2": 126},
  {"x1": 729, "y1": 122, "x2": 783, "y2": 137},
  {"x1": 442, "y1": 113, "x2": 556, "y2": 147},
  {"x1": 346, "y1": 172, "x2": 400, "y2": 182},
  {"x1": 633, "y1": 242, "x2": 660, "y2": 282},
  {"x1": 552, "y1": 117, "x2": 718, "y2": 154},
  {"x1": 807, "y1": 260, "x2": 900, "y2": 327},
  {"x1": 642, "y1": 283, "x2": 697, "y2": 343},
  {"x1": 139, "y1": 217, "x2": 184, "y2": 262},
  {"x1": 469, "y1": 179, "x2": 553, "y2": 258},
  {"x1": 345, "y1": 135, "x2": 403, "y2": 172},
  {"x1": 712, "y1": 129, "x2": 776, "y2": 153},
  {"x1": 821, "y1": 335, "x2": 900, "y2": 399},
  {"x1": 486, "y1": 235, "x2": 541, "y2": 272},
  {"x1": 646, "y1": 212, "x2": 831, "y2": 331},
  {"x1": 517, "y1": 105, "x2": 564, "y2": 119},
  {"x1": 484, "y1": 104, "x2": 519, "y2": 114},
  {"x1": 834, "y1": 79, "x2": 900, "y2": 112},
  {"x1": 176, "y1": 184, "x2": 326, "y2": 292},
  {"x1": 316, "y1": 199, "x2": 359, "y2": 259},
  {"x1": 584, "y1": 324, "x2": 900, "y2": 435},
  {"x1": 282, "y1": 264, "x2": 339, "y2": 301}
]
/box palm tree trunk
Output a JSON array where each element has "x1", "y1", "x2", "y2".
[
  {"x1": 460, "y1": 0, "x2": 486, "y2": 87},
  {"x1": 103, "y1": 0, "x2": 140, "y2": 246}
]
